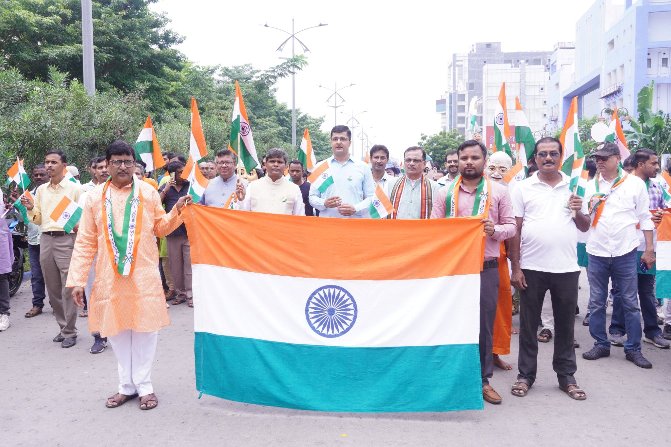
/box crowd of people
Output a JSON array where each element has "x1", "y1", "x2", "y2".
[{"x1": 0, "y1": 124, "x2": 669, "y2": 411}]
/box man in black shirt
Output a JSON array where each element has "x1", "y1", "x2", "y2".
[
  {"x1": 288, "y1": 160, "x2": 316, "y2": 216},
  {"x1": 159, "y1": 161, "x2": 193, "y2": 306}
]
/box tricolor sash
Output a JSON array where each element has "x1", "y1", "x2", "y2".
[
  {"x1": 444, "y1": 175, "x2": 491, "y2": 218},
  {"x1": 389, "y1": 175, "x2": 433, "y2": 219},
  {"x1": 589, "y1": 167, "x2": 627, "y2": 228},
  {"x1": 102, "y1": 177, "x2": 143, "y2": 276}
]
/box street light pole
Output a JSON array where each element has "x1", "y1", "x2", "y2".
[
  {"x1": 264, "y1": 19, "x2": 327, "y2": 149},
  {"x1": 81, "y1": 0, "x2": 95, "y2": 96},
  {"x1": 319, "y1": 83, "x2": 355, "y2": 127}
]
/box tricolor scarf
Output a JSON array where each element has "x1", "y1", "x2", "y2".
[
  {"x1": 589, "y1": 167, "x2": 627, "y2": 228},
  {"x1": 444, "y1": 175, "x2": 491, "y2": 218},
  {"x1": 102, "y1": 177, "x2": 143, "y2": 276},
  {"x1": 389, "y1": 175, "x2": 433, "y2": 219},
  {"x1": 223, "y1": 192, "x2": 239, "y2": 210}
]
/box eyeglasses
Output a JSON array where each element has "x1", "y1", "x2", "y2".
[
  {"x1": 536, "y1": 151, "x2": 561, "y2": 159},
  {"x1": 216, "y1": 161, "x2": 235, "y2": 166},
  {"x1": 404, "y1": 158, "x2": 424, "y2": 164},
  {"x1": 594, "y1": 155, "x2": 613, "y2": 162},
  {"x1": 109, "y1": 160, "x2": 135, "y2": 168},
  {"x1": 331, "y1": 137, "x2": 350, "y2": 142}
]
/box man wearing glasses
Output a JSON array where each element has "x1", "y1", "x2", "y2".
[
  {"x1": 388, "y1": 146, "x2": 439, "y2": 219},
  {"x1": 437, "y1": 150, "x2": 460, "y2": 187},
  {"x1": 582, "y1": 142, "x2": 655, "y2": 369},
  {"x1": 199, "y1": 149, "x2": 246, "y2": 208},
  {"x1": 309, "y1": 125, "x2": 376, "y2": 218}
]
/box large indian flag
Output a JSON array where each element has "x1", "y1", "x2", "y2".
[
  {"x1": 656, "y1": 211, "x2": 671, "y2": 298},
  {"x1": 183, "y1": 156, "x2": 209, "y2": 202},
  {"x1": 190, "y1": 97, "x2": 208, "y2": 163},
  {"x1": 184, "y1": 206, "x2": 485, "y2": 412},
  {"x1": 299, "y1": 128, "x2": 317, "y2": 171},
  {"x1": 134, "y1": 116, "x2": 165, "y2": 172}
]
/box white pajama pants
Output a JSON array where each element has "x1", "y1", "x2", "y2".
[{"x1": 108, "y1": 330, "x2": 158, "y2": 397}]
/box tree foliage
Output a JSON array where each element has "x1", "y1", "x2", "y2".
[
  {"x1": 625, "y1": 82, "x2": 671, "y2": 154},
  {"x1": 418, "y1": 130, "x2": 465, "y2": 169}
]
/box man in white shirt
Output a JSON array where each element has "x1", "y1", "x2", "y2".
[
  {"x1": 436, "y1": 150, "x2": 459, "y2": 187},
  {"x1": 582, "y1": 143, "x2": 655, "y2": 369},
  {"x1": 240, "y1": 148, "x2": 304, "y2": 216},
  {"x1": 509, "y1": 137, "x2": 590, "y2": 400}
]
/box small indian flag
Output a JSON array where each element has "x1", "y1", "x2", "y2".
[
  {"x1": 299, "y1": 128, "x2": 317, "y2": 171},
  {"x1": 223, "y1": 193, "x2": 239, "y2": 210},
  {"x1": 13, "y1": 190, "x2": 33, "y2": 224},
  {"x1": 63, "y1": 168, "x2": 79, "y2": 184},
  {"x1": 560, "y1": 97, "x2": 588, "y2": 197},
  {"x1": 134, "y1": 116, "x2": 165, "y2": 172},
  {"x1": 184, "y1": 205, "x2": 485, "y2": 412},
  {"x1": 229, "y1": 81, "x2": 260, "y2": 172},
  {"x1": 307, "y1": 161, "x2": 334, "y2": 194},
  {"x1": 49, "y1": 195, "x2": 82, "y2": 233},
  {"x1": 190, "y1": 97, "x2": 208, "y2": 163},
  {"x1": 660, "y1": 171, "x2": 671, "y2": 205},
  {"x1": 369, "y1": 184, "x2": 393, "y2": 219},
  {"x1": 493, "y1": 83, "x2": 512, "y2": 157},
  {"x1": 6, "y1": 158, "x2": 31, "y2": 190},
  {"x1": 183, "y1": 156, "x2": 209, "y2": 202},
  {"x1": 605, "y1": 107, "x2": 631, "y2": 160},
  {"x1": 656, "y1": 210, "x2": 671, "y2": 298}
]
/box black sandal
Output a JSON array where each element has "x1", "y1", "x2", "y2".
[{"x1": 537, "y1": 328, "x2": 553, "y2": 343}]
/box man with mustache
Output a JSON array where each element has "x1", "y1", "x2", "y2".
[
  {"x1": 23, "y1": 150, "x2": 81, "y2": 348},
  {"x1": 582, "y1": 142, "x2": 655, "y2": 369},
  {"x1": 431, "y1": 140, "x2": 516, "y2": 405},
  {"x1": 369, "y1": 144, "x2": 394, "y2": 197},
  {"x1": 509, "y1": 137, "x2": 590, "y2": 400},
  {"x1": 437, "y1": 150, "x2": 459, "y2": 187}
]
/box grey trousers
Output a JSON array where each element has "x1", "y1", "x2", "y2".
[
  {"x1": 167, "y1": 234, "x2": 192, "y2": 299},
  {"x1": 480, "y1": 267, "x2": 500, "y2": 384},
  {"x1": 40, "y1": 233, "x2": 77, "y2": 338}
]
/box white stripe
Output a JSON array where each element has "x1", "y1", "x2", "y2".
[
  {"x1": 193, "y1": 265, "x2": 480, "y2": 347},
  {"x1": 137, "y1": 127, "x2": 152, "y2": 142},
  {"x1": 57, "y1": 201, "x2": 81, "y2": 226},
  {"x1": 657, "y1": 241, "x2": 671, "y2": 270}
]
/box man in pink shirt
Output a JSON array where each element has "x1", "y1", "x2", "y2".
[{"x1": 431, "y1": 140, "x2": 516, "y2": 405}]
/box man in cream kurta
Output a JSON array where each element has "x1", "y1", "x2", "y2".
[
  {"x1": 66, "y1": 140, "x2": 190, "y2": 411},
  {"x1": 239, "y1": 148, "x2": 305, "y2": 216}
]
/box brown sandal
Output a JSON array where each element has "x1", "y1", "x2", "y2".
[
  {"x1": 106, "y1": 392, "x2": 138, "y2": 408},
  {"x1": 537, "y1": 328, "x2": 553, "y2": 343},
  {"x1": 511, "y1": 381, "x2": 530, "y2": 397},
  {"x1": 139, "y1": 393, "x2": 158, "y2": 410},
  {"x1": 561, "y1": 384, "x2": 586, "y2": 400},
  {"x1": 25, "y1": 307, "x2": 43, "y2": 318},
  {"x1": 171, "y1": 295, "x2": 187, "y2": 305}
]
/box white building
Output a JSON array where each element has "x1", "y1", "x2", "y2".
[{"x1": 546, "y1": 43, "x2": 576, "y2": 133}]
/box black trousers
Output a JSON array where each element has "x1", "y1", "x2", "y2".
[{"x1": 517, "y1": 269, "x2": 580, "y2": 388}]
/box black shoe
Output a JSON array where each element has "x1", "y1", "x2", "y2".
[
  {"x1": 61, "y1": 337, "x2": 77, "y2": 348},
  {"x1": 53, "y1": 334, "x2": 65, "y2": 342},
  {"x1": 625, "y1": 351, "x2": 652, "y2": 369},
  {"x1": 90, "y1": 337, "x2": 107, "y2": 354},
  {"x1": 582, "y1": 313, "x2": 590, "y2": 326},
  {"x1": 582, "y1": 346, "x2": 610, "y2": 360}
]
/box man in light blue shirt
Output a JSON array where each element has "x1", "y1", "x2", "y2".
[
  {"x1": 309, "y1": 125, "x2": 376, "y2": 218},
  {"x1": 200, "y1": 149, "x2": 246, "y2": 207}
]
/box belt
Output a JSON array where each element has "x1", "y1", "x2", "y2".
[
  {"x1": 482, "y1": 259, "x2": 499, "y2": 270},
  {"x1": 43, "y1": 231, "x2": 67, "y2": 237}
]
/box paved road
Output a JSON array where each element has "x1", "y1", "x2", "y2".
[{"x1": 2, "y1": 275, "x2": 670, "y2": 447}]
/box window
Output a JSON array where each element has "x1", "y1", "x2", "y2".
[
  {"x1": 663, "y1": 58, "x2": 669, "y2": 68},
  {"x1": 457, "y1": 94, "x2": 466, "y2": 102},
  {"x1": 648, "y1": 58, "x2": 652, "y2": 68},
  {"x1": 486, "y1": 43, "x2": 492, "y2": 48},
  {"x1": 468, "y1": 82, "x2": 475, "y2": 90},
  {"x1": 607, "y1": 39, "x2": 614, "y2": 51},
  {"x1": 457, "y1": 105, "x2": 466, "y2": 113}
]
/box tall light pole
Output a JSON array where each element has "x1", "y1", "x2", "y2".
[
  {"x1": 264, "y1": 19, "x2": 327, "y2": 149},
  {"x1": 319, "y1": 83, "x2": 355, "y2": 127},
  {"x1": 81, "y1": 0, "x2": 95, "y2": 95}
]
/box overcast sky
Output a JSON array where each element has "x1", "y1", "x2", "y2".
[{"x1": 154, "y1": 0, "x2": 593, "y2": 160}]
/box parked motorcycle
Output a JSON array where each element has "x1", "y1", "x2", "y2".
[{"x1": 6, "y1": 210, "x2": 27, "y2": 296}]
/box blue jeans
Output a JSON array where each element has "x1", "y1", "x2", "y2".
[
  {"x1": 28, "y1": 244, "x2": 46, "y2": 308},
  {"x1": 587, "y1": 249, "x2": 642, "y2": 352},
  {"x1": 610, "y1": 273, "x2": 660, "y2": 339}
]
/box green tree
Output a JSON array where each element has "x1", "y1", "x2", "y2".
[
  {"x1": 625, "y1": 82, "x2": 671, "y2": 154},
  {"x1": 0, "y1": 67, "x2": 146, "y2": 177},
  {"x1": 418, "y1": 130, "x2": 465, "y2": 169},
  {"x1": 0, "y1": 0, "x2": 186, "y2": 112}
]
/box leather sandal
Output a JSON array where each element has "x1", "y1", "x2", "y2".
[
  {"x1": 139, "y1": 393, "x2": 158, "y2": 410},
  {"x1": 560, "y1": 384, "x2": 586, "y2": 401},
  {"x1": 25, "y1": 307, "x2": 43, "y2": 318},
  {"x1": 511, "y1": 381, "x2": 530, "y2": 397},
  {"x1": 106, "y1": 392, "x2": 138, "y2": 408}
]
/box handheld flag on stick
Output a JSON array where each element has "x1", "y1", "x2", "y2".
[
  {"x1": 560, "y1": 97, "x2": 588, "y2": 197},
  {"x1": 229, "y1": 81, "x2": 260, "y2": 172},
  {"x1": 190, "y1": 97, "x2": 208, "y2": 163},
  {"x1": 299, "y1": 128, "x2": 317, "y2": 171},
  {"x1": 183, "y1": 156, "x2": 209, "y2": 203},
  {"x1": 13, "y1": 190, "x2": 33, "y2": 224},
  {"x1": 6, "y1": 158, "x2": 31, "y2": 190},
  {"x1": 134, "y1": 116, "x2": 165, "y2": 172},
  {"x1": 368, "y1": 184, "x2": 394, "y2": 219},
  {"x1": 307, "y1": 162, "x2": 334, "y2": 194},
  {"x1": 49, "y1": 195, "x2": 82, "y2": 233},
  {"x1": 605, "y1": 107, "x2": 631, "y2": 160},
  {"x1": 493, "y1": 83, "x2": 512, "y2": 157}
]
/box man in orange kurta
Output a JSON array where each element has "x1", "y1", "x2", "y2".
[{"x1": 66, "y1": 140, "x2": 190, "y2": 411}]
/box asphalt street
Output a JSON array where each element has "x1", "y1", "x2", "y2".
[{"x1": 2, "y1": 274, "x2": 670, "y2": 447}]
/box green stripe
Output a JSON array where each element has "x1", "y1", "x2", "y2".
[
  {"x1": 13, "y1": 200, "x2": 29, "y2": 224},
  {"x1": 561, "y1": 154, "x2": 574, "y2": 176},
  {"x1": 133, "y1": 140, "x2": 152, "y2": 156},
  {"x1": 195, "y1": 332, "x2": 483, "y2": 412},
  {"x1": 317, "y1": 176, "x2": 334, "y2": 194},
  {"x1": 515, "y1": 125, "x2": 536, "y2": 163},
  {"x1": 297, "y1": 148, "x2": 307, "y2": 167},
  {"x1": 63, "y1": 207, "x2": 82, "y2": 233},
  {"x1": 369, "y1": 204, "x2": 382, "y2": 219},
  {"x1": 657, "y1": 271, "x2": 671, "y2": 297}
]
